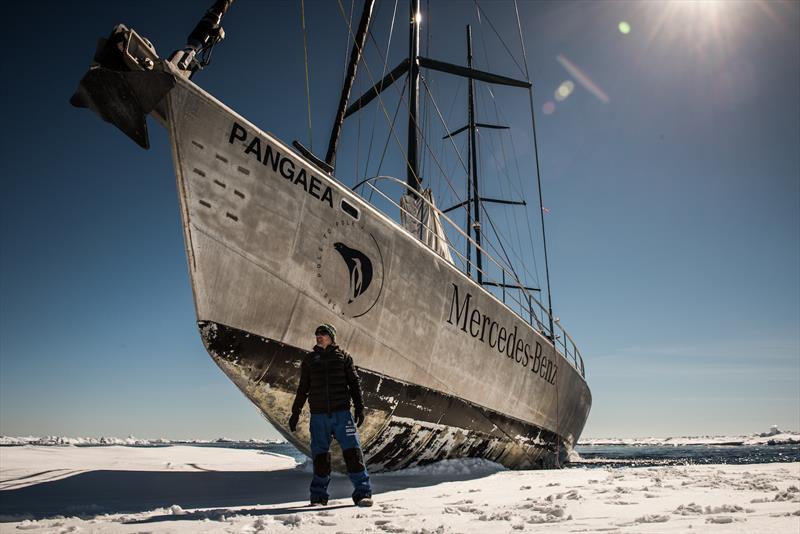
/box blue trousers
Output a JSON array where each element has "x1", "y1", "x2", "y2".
[{"x1": 309, "y1": 410, "x2": 372, "y2": 502}]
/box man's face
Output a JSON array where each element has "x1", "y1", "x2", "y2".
[{"x1": 315, "y1": 331, "x2": 332, "y2": 349}]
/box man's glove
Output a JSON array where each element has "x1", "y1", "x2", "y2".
[
  {"x1": 289, "y1": 412, "x2": 300, "y2": 432},
  {"x1": 354, "y1": 408, "x2": 365, "y2": 428}
]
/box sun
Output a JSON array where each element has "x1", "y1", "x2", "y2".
[{"x1": 634, "y1": 0, "x2": 745, "y2": 63}]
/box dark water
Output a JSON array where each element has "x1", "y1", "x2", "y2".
[
  {"x1": 195, "y1": 441, "x2": 800, "y2": 469},
  {"x1": 570, "y1": 443, "x2": 800, "y2": 468}
]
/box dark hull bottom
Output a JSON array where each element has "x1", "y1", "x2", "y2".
[{"x1": 200, "y1": 321, "x2": 569, "y2": 471}]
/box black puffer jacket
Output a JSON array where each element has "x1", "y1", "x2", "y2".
[{"x1": 291, "y1": 344, "x2": 365, "y2": 415}]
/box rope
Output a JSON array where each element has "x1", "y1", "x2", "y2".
[
  {"x1": 420, "y1": 75, "x2": 538, "y2": 307},
  {"x1": 300, "y1": 0, "x2": 314, "y2": 151},
  {"x1": 342, "y1": 0, "x2": 356, "y2": 84},
  {"x1": 420, "y1": 0, "x2": 433, "y2": 181},
  {"x1": 368, "y1": 82, "x2": 408, "y2": 204},
  {"x1": 514, "y1": 0, "x2": 561, "y2": 467},
  {"x1": 335, "y1": 0, "x2": 425, "y2": 193},
  {"x1": 513, "y1": 0, "x2": 554, "y2": 332},
  {"x1": 363, "y1": 0, "x2": 399, "y2": 185},
  {"x1": 473, "y1": 5, "x2": 544, "y2": 305},
  {"x1": 473, "y1": 0, "x2": 526, "y2": 77}
]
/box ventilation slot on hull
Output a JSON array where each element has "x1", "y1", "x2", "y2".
[{"x1": 341, "y1": 199, "x2": 360, "y2": 220}]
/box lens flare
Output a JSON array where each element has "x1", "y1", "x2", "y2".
[
  {"x1": 556, "y1": 54, "x2": 610, "y2": 104},
  {"x1": 619, "y1": 21, "x2": 631, "y2": 34},
  {"x1": 542, "y1": 101, "x2": 556, "y2": 115},
  {"x1": 555, "y1": 80, "x2": 575, "y2": 102}
]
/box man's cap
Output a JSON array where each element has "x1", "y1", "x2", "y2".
[{"x1": 315, "y1": 323, "x2": 337, "y2": 342}]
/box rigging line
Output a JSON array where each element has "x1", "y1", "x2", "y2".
[
  {"x1": 469, "y1": 84, "x2": 541, "y2": 295},
  {"x1": 415, "y1": 48, "x2": 542, "y2": 319},
  {"x1": 514, "y1": 0, "x2": 555, "y2": 337},
  {"x1": 344, "y1": 6, "x2": 475, "y2": 206},
  {"x1": 344, "y1": 8, "x2": 473, "y2": 216},
  {"x1": 479, "y1": 86, "x2": 544, "y2": 301},
  {"x1": 335, "y1": 0, "x2": 426, "y2": 195},
  {"x1": 474, "y1": 122, "x2": 542, "y2": 292},
  {"x1": 480, "y1": 107, "x2": 532, "y2": 294},
  {"x1": 347, "y1": 5, "x2": 477, "y2": 222},
  {"x1": 349, "y1": 0, "x2": 363, "y2": 182},
  {"x1": 435, "y1": 81, "x2": 464, "y2": 206},
  {"x1": 481, "y1": 199, "x2": 540, "y2": 322},
  {"x1": 368, "y1": 80, "x2": 408, "y2": 204},
  {"x1": 336, "y1": 0, "x2": 461, "y2": 201},
  {"x1": 335, "y1": 0, "x2": 530, "y2": 303},
  {"x1": 476, "y1": 127, "x2": 521, "y2": 289},
  {"x1": 364, "y1": 0, "x2": 399, "y2": 185},
  {"x1": 421, "y1": 0, "x2": 433, "y2": 181},
  {"x1": 415, "y1": 75, "x2": 472, "y2": 201},
  {"x1": 421, "y1": 74, "x2": 535, "y2": 293},
  {"x1": 356, "y1": 73, "x2": 362, "y2": 187},
  {"x1": 477, "y1": 4, "x2": 543, "y2": 325},
  {"x1": 359, "y1": 37, "x2": 456, "y2": 197},
  {"x1": 333, "y1": 2, "x2": 553, "y2": 338},
  {"x1": 474, "y1": 11, "x2": 528, "y2": 205},
  {"x1": 473, "y1": 87, "x2": 517, "y2": 254},
  {"x1": 468, "y1": 17, "x2": 541, "y2": 295},
  {"x1": 472, "y1": 127, "x2": 545, "y2": 317},
  {"x1": 342, "y1": 0, "x2": 356, "y2": 85},
  {"x1": 300, "y1": 0, "x2": 314, "y2": 151},
  {"x1": 472, "y1": 0, "x2": 526, "y2": 77}
]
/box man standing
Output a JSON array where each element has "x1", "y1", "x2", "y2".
[{"x1": 289, "y1": 323, "x2": 373, "y2": 507}]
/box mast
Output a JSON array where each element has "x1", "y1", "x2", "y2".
[
  {"x1": 407, "y1": 0, "x2": 421, "y2": 192},
  {"x1": 466, "y1": 25, "x2": 483, "y2": 285},
  {"x1": 325, "y1": 0, "x2": 376, "y2": 169}
]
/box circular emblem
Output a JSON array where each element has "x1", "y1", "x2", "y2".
[{"x1": 315, "y1": 219, "x2": 384, "y2": 318}]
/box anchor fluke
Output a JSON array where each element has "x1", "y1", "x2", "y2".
[
  {"x1": 69, "y1": 25, "x2": 175, "y2": 149},
  {"x1": 70, "y1": 67, "x2": 174, "y2": 149}
]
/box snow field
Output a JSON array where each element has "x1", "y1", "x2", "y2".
[{"x1": 0, "y1": 446, "x2": 798, "y2": 533}]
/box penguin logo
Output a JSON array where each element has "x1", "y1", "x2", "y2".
[
  {"x1": 334, "y1": 242, "x2": 373, "y2": 303},
  {"x1": 316, "y1": 221, "x2": 384, "y2": 318}
]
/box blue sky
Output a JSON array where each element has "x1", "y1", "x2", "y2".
[{"x1": 1, "y1": 0, "x2": 798, "y2": 440}]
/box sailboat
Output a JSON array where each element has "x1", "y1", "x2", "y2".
[{"x1": 71, "y1": 0, "x2": 591, "y2": 471}]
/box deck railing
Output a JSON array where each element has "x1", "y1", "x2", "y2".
[{"x1": 354, "y1": 176, "x2": 585, "y2": 379}]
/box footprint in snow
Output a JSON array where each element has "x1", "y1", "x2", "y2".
[
  {"x1": 706, "y1": 516, "x2": 735, "y2": 524},
  {"x1": 634, "y1": 514, "x2": 669, "y2": 523},
  {"x1": 375, "y1": 521, "x2": 405, "y2": 533}
]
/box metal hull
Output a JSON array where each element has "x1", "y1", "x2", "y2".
[{"x1": 162, "y1": 66, "x2": 591, "y2": 471}]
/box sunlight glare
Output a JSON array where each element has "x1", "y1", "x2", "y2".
[{"x1": 640, "y1": 0, "x2": 744, "y2": 63}]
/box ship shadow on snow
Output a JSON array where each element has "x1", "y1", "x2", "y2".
[{"x1": 0, "y1": 465, "x2": 496, "y2": 522}]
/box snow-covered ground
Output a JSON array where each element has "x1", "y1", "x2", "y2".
[
  {"x1": 1, "y1": 445, "x2": 798, "y2": 533},
  {"x1": 0, "y1": 436, "x2": 285, "y2": 447}
]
